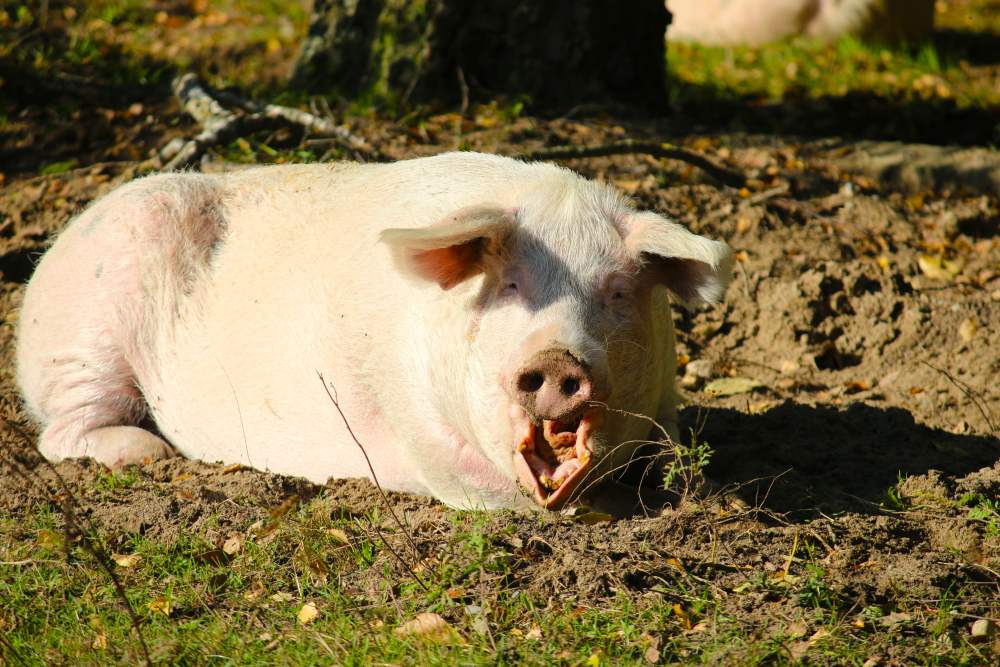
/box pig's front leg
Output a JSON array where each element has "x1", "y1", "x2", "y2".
[{"x1": 39, "y1": 425, "x2": 176, "y2": 469}]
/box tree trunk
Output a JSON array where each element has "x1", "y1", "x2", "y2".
[{"x1": 291, "y1": 0, "x2": 670, "y2": 111}]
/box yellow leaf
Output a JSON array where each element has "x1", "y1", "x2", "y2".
[
  {"x1": 918, "y1": 254, "x2": 960, "y2": 281},
  {"x1": 672, "y1": 603, "x2": 692, "y2": 630},
  {"x1": 585, "y1": 653, "x2": 601, "y2": 667},
  {"x1": 666, "y1": 557, "x2": 686, "y2": 573},
  {"x1": 112, "y1": 553, "x2": 141, "y2": 568},
  {"x1": 395, "y1": 612, "x2": 457, "y2": 642},
  {"x1": 297, "y1": 602, "x2": 319, "y2": 625},
  {"x1": 92, "y1": 633, "x2": 108, "y2": 650},
  {"x1": 147, "y1": 596, "x2": 173, "y2": 617},
  {"x1": 270, "y1": 592, "x2": 294, "y2": 602}
]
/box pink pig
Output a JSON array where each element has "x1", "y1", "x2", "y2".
[{"x1": 16, "y1": 153, "x2": 732, "y2": 511}]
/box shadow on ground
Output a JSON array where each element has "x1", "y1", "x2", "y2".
[
  {"x1": 667, "y1": 85, "x2": 1000, "y2": 147},
  {"x1": 683, "y1": 400, "x2": 1000, "y2": 518}
]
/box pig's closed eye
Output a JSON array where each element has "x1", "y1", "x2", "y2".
[{"x1": 500, "y1": 281, "x2": 519, "y2": 298}]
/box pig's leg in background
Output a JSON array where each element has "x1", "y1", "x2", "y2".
[{"x1": 16, "y1": 182, "x2": 180, "y2": 469}]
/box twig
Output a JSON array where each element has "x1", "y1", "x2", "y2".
[
  {"x1": 161, "y1": 74, "x2": 381, "y2": 171},
  {"x1": 921, "y1": 361, "x2": 998, "y2": 434},
  {"x1": 456, "y1": 66, "x2": 470, "y2": 117},
  {"x1": 316, "y1": 372, "x2": 428, "y2": 591},
  {"x1": 0, "y1": 439, "x2": 153, "y2": 666},
  {"x1": 517, "y1": 140, "x2": 746, "y2": 188}
]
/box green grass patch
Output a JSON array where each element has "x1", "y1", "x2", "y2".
[{"x1": 668, "y1": 36, "x2": 999, "y2": 111}]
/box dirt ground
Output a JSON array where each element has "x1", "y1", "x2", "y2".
[{"x1": 2, "y1": 10, "x2": 1000, "y2": 660}]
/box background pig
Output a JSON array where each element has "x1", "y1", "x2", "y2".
[
  {"x1": 667, "y1": 0, "x2": 934, "y2": 46},
  {"x1": 16, "y1": 152, "x2": 732, "y2": 511}
]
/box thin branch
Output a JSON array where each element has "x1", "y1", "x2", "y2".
[
  {"x1": 316, "y1": 372, "x2": 428, "y2": 591},
  {"x1": 921, "y1": 360, "x2": 997, "y2": 434},
  {"x1": 161, "y1": 74, "x2": 381, "y2": 171},
  {"x1": 0, "y1": 443, "x2": 153, "y2": 666},
  {"x1": 516, "y1": 140, "x2": 747, "y2": 188}
]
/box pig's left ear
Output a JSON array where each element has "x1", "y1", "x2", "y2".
[
  {"x1": 380, "y1": 205, "x2": 515, "y2": 290},
  {"x1": 624, "y1": 213, "x2": 734, "y2": 306}
]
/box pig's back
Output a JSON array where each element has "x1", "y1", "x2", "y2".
[{"x1": 140, "y1": 153, "x2": 548, "y2": 483}]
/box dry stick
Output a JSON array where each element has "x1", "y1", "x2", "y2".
[
  {"x1": 0, "y1": 446, "x2": 153, "y2": 666},
  {"x1": 517, "y1": 140, "x2": 747, "y2": 189},
  {"x1": 162, "y1": 74, "x2": 380, "y2": 171},
  {"x1": 921, "y1": 361, "x2": 998, "y2": 434},
  {"x1": 315, "y1": 372, "x2": 429, "y2": 592}
]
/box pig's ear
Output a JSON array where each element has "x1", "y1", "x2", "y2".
[
  {"x1": 624, "y1": 213, "x2": 734, "y2": 306},
  {"x1": 380, "y1": 205, "x2": 515, "y2": 290}
]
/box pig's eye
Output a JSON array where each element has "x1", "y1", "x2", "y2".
[{"x1": 500, "y1": 281, "x2": 519, "y2": 297}]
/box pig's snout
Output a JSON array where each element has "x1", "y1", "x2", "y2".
[{"x1": 512, "y1": 349, "x2": 596, "y2": 422}]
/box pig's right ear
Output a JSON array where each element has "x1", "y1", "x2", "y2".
[{"x1": 379, "y1": 205, "x2": 515, "y2": 290}]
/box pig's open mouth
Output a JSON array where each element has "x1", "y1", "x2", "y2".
[{"x1": 513, "y1": 411, "x2": 597, "y2": 510}]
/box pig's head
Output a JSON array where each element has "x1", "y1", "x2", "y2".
[{"x1": 381, "y1": 173, "x2": 732, "y2": 510}]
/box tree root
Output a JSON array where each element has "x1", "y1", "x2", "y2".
[
  {"x1": 517, "y1": 140, "x2": 746, "y2": 188},
  {"x1": 160, "y1": 74, "x2": 745, "y2": 188}
]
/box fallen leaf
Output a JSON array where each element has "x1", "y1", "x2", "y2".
[
  {"x1": 704, "y1": 377, "x2": 761, "y2": 397},
  {"x1": 573, "y1": 511, "x2": 614, "y2": 525},
  {"x1": 36, "y1": 529, "x2": 64, "y2": 550},
  {"x1": 112, "y1": 553, "x2": 141, "y2": 568},
  {"x1": 297, "y1": 602, "x2": 319, "y2": 625},
  {"x1": 672, "y1": 603, "x2": 692, "y2": 631},
  {"x1": 958, "y1": 318, "x2": 978, "y2": 343},
  {"x1": 92, "y1": 633, "x2": 108, "y2": 650},
  {"x1": 525, "y1": 624, "x2": 543, "y2": 640},
  {"x1": 918, "y1": 254, "x2": 961, "y2": 281},
  {"x1": 147, "y1": 596, "x2": 173, "y2": 617},
  {"x1": 877, "y1": 611, "x2": 913, "y2": 628},
  {"x1": 221, "y1": 463, "x2": 244, "y2": 474},
  {"x1": 789, "y1": 628, "x2": 831, "y2": 660},
  {"x1": 843, "y1": 380, "x2": 869, "y2": 394},
  {"x1": 585, "y1": 653, "x2": 601, "y2": 666},
  {"x1": 270, "y1": 592, "x2": 294, "y2": 602},
  {"x1": 222, "y1": 535, "x2": 242, "y2": 556},
  {"x1": 395, "y1": 612, "x2": 457, "y2": 642}
]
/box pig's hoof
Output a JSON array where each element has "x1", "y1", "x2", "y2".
[{"x1": 79, "y1": 426, "x2": 177, "y2": 469}]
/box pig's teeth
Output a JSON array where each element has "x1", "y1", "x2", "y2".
[
  {"x1": 539, "y1": 475, "x2": 561, "y2": 491},
  {"x1": 517, "y1": 421, "x2": 537, "y2": 453}
]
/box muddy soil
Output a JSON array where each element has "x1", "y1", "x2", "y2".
[{"x1": 2, "y1": 103, "x2": 1000, "y2": 659}]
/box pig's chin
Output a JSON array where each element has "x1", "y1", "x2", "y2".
[{"x1": 511, "y1": 406, "x2": 600, "y2": 510}]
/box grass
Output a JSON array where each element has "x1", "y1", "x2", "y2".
[
  {"x1": 668, "y1": 35, "x2": 1000, "y2": 110},
  {"x1": 2, "y1": 486, "x2": 994, "y2": 665}
]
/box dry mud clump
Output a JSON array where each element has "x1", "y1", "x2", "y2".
[{"x1": 1, "y1": 124, "x2": 999, "y2": 659}]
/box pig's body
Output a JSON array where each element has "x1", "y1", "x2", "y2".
[
  {"x1": 17, "y1": 153, "x2": 731, "y2": 511},
  {"x1": 667, "y1": 0, "x2": 934, "y2": 46}
]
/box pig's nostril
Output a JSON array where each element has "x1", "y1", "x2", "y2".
[
  {"x1": 518, "y1": 371, "x2": 545, "y2": 394},
  {"x1": 560, "y1": 376, "x2": 581, "y2": 397}
]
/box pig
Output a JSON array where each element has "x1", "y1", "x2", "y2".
[
  {"x1": 15, "y1": 152, "x2": 732, "y2": 511},
  {"x1": 667, "y1": 0, "x2": 934, "y2": 46}
]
